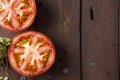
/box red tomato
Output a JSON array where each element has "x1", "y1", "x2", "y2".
[
  {"x1": 0, "y1": 0, "x2": 36, "y2": 32},
  {"x1": 8, "y1": 31, "x2": 56, "y2": 77}
]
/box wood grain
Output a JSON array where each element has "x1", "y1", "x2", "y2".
[
  {"x1": 0, "y1": 0, "x2": 119, "y2": 80},
  {"x1": 0, "y1": 0, "x2": 80, "y2": 80},
  {"x1": 118, "y1": 0, "x2": 120, "y2": 79},
  {"x1": 35, "y1": 0, "x2": 80, "y2": 80},
  {"x1": 81, "y1": 0, "x2": 119, "y2": 80}
]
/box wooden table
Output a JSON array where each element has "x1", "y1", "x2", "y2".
[
  {"x1": 0, "y1": 0, "x2": 80, "y2": 80},
  {"x1": 81, "y1": 0, "x2": 119, "y2": 80},
  {"x1": 1, "y1": 0, "x2": 120, "y2": 80}
]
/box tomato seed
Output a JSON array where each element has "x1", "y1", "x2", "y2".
[{"x1": 21, "y1": 0, "x2": 29, "y2": 7}]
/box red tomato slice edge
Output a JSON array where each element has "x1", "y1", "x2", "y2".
[{"x1": 8, "y1": 31, "x2": 56, "y2": 77}]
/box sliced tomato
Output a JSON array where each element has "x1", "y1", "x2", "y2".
[
  {"x1": 0, "y1": 0, "x2": 36, "y2": 32},
  {"x1": 8, "y1": 31, "x2": 56, "y2": 77}
]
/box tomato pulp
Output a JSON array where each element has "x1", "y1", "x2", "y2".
[
  {"x1": 8, "y1": 31, "x2": 56, "y2": 77},
  {"x1": 0, "y1": 0, "x2": 36, "y2": 32}
]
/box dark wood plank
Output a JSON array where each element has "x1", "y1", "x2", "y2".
[
  {"x1": 0, "y1": 0, "x2": 80, "y2": 80},
  {"x1": 35, "y1": 0, "x2": 80, "y2": 80},
  {"x1": 118, "y1": 0, "x2": 120, "y2": 79},
  {"x1": 81, "y1": 0, "x2": 119, "y2": 80}
]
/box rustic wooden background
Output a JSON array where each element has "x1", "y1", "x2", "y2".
[
  {"x1": 81, "y1": 0, "x2": 119, "y2": 80},
  {"x1": 0, "y1": 0, "x2": 80, "y2": 80},
  {"x1": 0, "y1": 0, "x2": 120, "y2": 80}
]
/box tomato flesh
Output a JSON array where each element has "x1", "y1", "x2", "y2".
[
  {"x1": 0, "y1": 0, "x2": 36, "y2": 32},
  {"x1": 8, "y1": 31, "x2": 56, "y2": 77}
]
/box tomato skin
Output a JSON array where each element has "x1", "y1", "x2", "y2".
[
  {"x1": 0, "y1": 0, "x2": 37, "y2": 32},
  {"x1": 8, "y1": 31, "x2": 56, "y2": 77}
]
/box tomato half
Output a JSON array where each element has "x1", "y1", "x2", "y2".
[
  {"x1": 0, "y1": 0, "x2": 36, "y2": 32},
  {"x1": 8, "y1": 31, "x2": 56, "y2": 77}
]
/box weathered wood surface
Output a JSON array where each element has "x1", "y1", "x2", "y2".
[
  {"x1": 1, "y1": 0, "x2": 120, "y2": 80},
  {"x1": 35, "y1": 0, "x2": 80, "y2": 80},
  {"x1": 81, "y1": 0, "x2": 119, "y2": 80},
  {"x1": 0, "y1": 0, "x2": 80, "y2": 80},
  {"x1": 118, "y1": 0, "x2": 120, "y2": 79}
]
